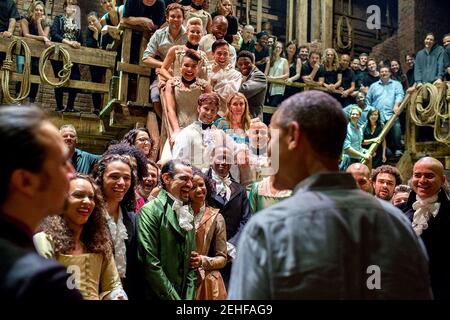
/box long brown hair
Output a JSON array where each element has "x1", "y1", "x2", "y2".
[
  {"x1": 38, "y1": 174, "x2": 113, "y2": 259},
  {"x1": 225, "y1": 92, "x2": 251, "y2": 131}
]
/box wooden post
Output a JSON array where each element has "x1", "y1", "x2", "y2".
[
  {"x1": 322, "y1": 0, "x2": 334, "y2": 49},
  {"x1": 287, "y1": 0, "x2": 294, "y2": 42},
  {"x1": 311, "y1": 0, "x2": 321, "y2": 41},
  {"x1": 296, "y1": 0, "x2": 308, "y2": 45},
  {"x1": 136, "y1": 34, "x2": 151, "y2": 104},
  {"x1": 119, "y1": 28, "x2": 132, "y2": 103},
  {"x1": 256, "y1": 0, "x2": 263, "y2": 32}
]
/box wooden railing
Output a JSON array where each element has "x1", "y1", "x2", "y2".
[{"x1": 0, "y1": 37, "x2": 117, "y2": 108}]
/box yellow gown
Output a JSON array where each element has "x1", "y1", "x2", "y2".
[{"x1": 33, "y1": 232, "x2": 125, "y2": 300}]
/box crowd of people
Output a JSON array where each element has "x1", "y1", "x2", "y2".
[{"x1": 1, "y1": 0, "x2": 450, "y2": 301}]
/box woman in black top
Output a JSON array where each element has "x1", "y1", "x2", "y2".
[
  {"x1": 283, "y1": 41, "x2": 302, "y2": 99},
  {"x1": 20, "y1": 1, "x2": 51, "y2": 103},
  {"x1": 50, "y1": 0, "x2": 82, "y2": 112},
  {"x1": 362, "y1": 108, "x2": 389, "y2": 168}
]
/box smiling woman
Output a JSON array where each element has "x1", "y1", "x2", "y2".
[{"x1": 34, "y1": 174, "x2": 127, "y2": 300}]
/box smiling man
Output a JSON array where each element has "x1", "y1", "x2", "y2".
[
  {"x1": 398, "y1": 157, "x2": 450, "y2": 300},
  {"x1": 60, "y1": 124, "x2": 100, "y2": 174},
  {"x1": 237, "y1": 50, "x2": 267, "y2": 119},
  {"x1": 209, "y1": 39, "x2": 242, "y2": 114},
  {"x1": 173, "y1": 93, "x2": 234, "y2": 169},
  {"x1": 137, "y1": 160, "x2": 197, "y2": 300}
]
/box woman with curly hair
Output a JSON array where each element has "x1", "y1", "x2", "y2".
[
  {"x1": 322, "y1": 48, "x2": 342, "y2": 93},
  {"x1": 121, "y1": 127, "x2": 157, "y2": 162},
  {"x1": 33, "y1": 174, "x2": 127, "y2": 300},
  {"x1": 92, "y1": 154, "x2": 141, "y2": 299},
  {"x1": 189, "y1": 168, "x2": 227, "y2": 300},
  {"x1": 102, "y1": 143, "x2": 148, "y2": 185}
]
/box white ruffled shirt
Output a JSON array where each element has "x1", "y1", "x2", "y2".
[
  {"x1": 412, "y1": 194, "x2": 441, "y2": 236},
  {"x1": 167, "y1": 192, "x2": 194, "y2": 232},
  {"x1": 105, "y1": 207, "x2": 128, "y2": 278},
  {"x1": 212, "y1": 171, "x2": 232, "y2": 202}
]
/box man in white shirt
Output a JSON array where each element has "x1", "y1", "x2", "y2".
[
  {"x1": 173, "y1": 92, "x2": 234, "y2": 169},
  {"x1": 199, "y1": 15, "x2": 236, "y2": 66},
  {"x1": 208, "y1": 39, "x2": 242, "y2": 115}
]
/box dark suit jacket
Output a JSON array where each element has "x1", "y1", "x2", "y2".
[
  {"x1": 0, "y1": 214, "x2": 82, "y2": 301},
  {"x1": 398, "y1": 188, "x2": 450, "y2": 300},
  {"x1": 207, "y1": 169, "x2": 251, "y2": 247},
  {"x1": 50, "y1": 15, "x2": 83, "y2": 44},
  {"x1": 119, "y1": 206, "x2": 144, "y2": 300},
  {"x1": 239, "y1": 67, "x2": 267, "y2": 118}
]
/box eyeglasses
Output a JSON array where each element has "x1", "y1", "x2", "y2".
[{"x1": 136, "y1": 137, "x2": 151, "y2": 143}]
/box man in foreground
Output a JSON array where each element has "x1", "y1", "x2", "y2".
[{"x1": 228, "y1": 91, "x2": 431, "y2": 299}]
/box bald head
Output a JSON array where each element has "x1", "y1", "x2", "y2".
[
  {"x1": 346, "y1": 163, "x2": 373, "y2": 193},
  {"x1": 412, "y1": 157, "x2": 446, "y2": 199},
  {"x1": 414, "y1": 157, "x2": 444, "y2": 176},
  {"x1": 212, "y1": 15, "x2": 228, "y2": 40}
]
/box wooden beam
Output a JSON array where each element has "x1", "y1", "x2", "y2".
[
  {"x1": 9, "y1": 74, "x2": 110, "y2": 93},
  {"x1": 119, "y1": 28, "x2": 132, "y2": 103},
  {"x1": 117, "y1": 63, "x2": 152, "y2": 77},
  {"x1": 311, "y1": 0, "x2": 321, "y2": 41},
  {"x1": 0, "y1": 37, "x2": 116, "y2": 68},
  {"x1": 287, "y1": 0, "x2": 294, "y2": 41},
  {"x1": 296, "y1": 0, "x2": 308, "y2": 44},
  {"x1": 256, "y1": 0, "x2": 263, "y2": 33},
  {"x1": 322, "y1": 0, "x2": 334, "y2": 48}
]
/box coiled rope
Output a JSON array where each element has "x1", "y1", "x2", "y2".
[
  {"x1": 409, "y1": 82, "x2": 450, "y2": 145},
  {"x1": 0, "y1": 37, "x2": 31, "y2": 103},
  {"x1": 336, "y1": 16, "x2": 353, "y2": 51},
  {"x1": 39, "y1": 44, "x2": 72, "y2": 88}
]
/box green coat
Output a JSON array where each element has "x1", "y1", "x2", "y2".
[{"x1": 136, "y1": 189, "x2": 196, "y2": 300}]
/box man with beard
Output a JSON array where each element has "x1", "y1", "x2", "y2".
[
  {"x1": 371, "y1": 165, "x2": 402, "y2": 201},
  {"x1": 228, "y1": 91, "x2": 431, "y2": 299},
  {"x1": 0, "y1": 105, "x2": 82, "y2": 301},
  {"x1": 60, "y1": 124, "x2": 100, "y2": 174},
  {"x1": 136, "y1": 160, "x2": 159, "y2": 211},
  {"x1": 137, "y1": 160, "x2": 196, "y2": 300},
  {"x1": 398, "y1": 157, "x2": 450, "y2": 300},
  {"x1": 237, "y1": 50, "x2": 267, "y2": 119}
]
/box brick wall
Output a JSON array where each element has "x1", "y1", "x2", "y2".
[
  {"x1": 370, "y1": 35, "x2": 399, "y2": 63},
  {"x1": 13, "y1": 0, "x2": 105, "y2": 112}
]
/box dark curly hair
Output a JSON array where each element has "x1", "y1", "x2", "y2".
[
  {"x1": 102, "y1": 143, "x2": 148, "y2": 184},
  {"x1": 191, "y1": 167, "x2": 216, "y2": 206},
  {"x1": 38, "y1": 174, "x2": 113, "y2": 259},
  {"x1": 92, "y1": 154, "x2": 137, "y2": 212},
  {"x1": 121, "y1": 128, "x2": 154, "y2": 157},
  {"x1": 371, "y1": 164, "x2": 403, "y2": 186}
]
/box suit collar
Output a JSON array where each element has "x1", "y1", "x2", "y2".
[{"x1": 158, "y1": 189, "x2": 185, "y2": 236}]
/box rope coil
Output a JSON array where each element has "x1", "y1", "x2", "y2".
[
  {"x1": 38, "y1": 44, "x2": 73, "y2": 88},
  {"x1": 336, "y1": 16, "x2": 353, "y2": 51},
  {"x1": 409, "y1": 83, "x2": 450, "y2": 145},
  {"x1": 0, "y1": 37, "x2": 31, "y2": 104}
]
